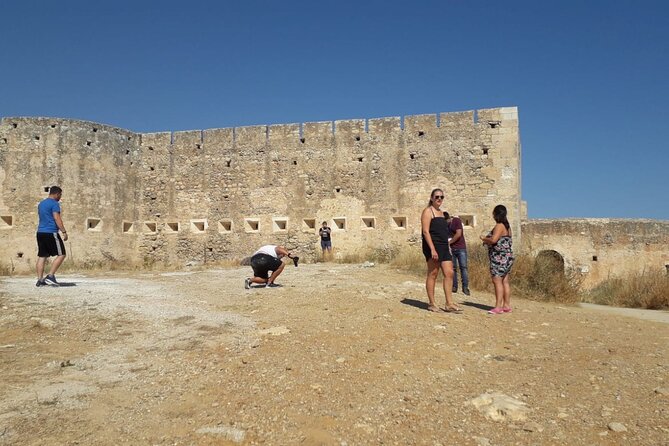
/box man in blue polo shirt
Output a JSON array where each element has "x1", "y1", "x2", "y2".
[{"x1": 36, "y1": 186, "x2": 69, "y2": 286}]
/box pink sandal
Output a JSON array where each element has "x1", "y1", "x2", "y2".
[
  {"x1": 502, "y1": 307, "x2": 512, "y2": 313},
  {"x1": 487, "y1": 307, "x2": 504, "y2": 315}
]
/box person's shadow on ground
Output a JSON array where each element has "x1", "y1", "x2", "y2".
[
  {"x1": 461, "y1": 301, "x2": 493, "y2": 311},
  {"x1": 400, "y1": 298, "x2": 430, "y2": 311}
]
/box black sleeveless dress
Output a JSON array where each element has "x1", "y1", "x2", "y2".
[{"x1": 422, "y1": 208, "x2": 453, "y2": 262}]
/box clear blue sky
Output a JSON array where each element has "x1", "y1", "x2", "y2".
[{"x1": 2, "y1": 0, "x2": 667, "y2": 219}]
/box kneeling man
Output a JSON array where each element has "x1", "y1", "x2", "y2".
[{"x1": 245, "y1": 245, "x2": 297, "y2": 289}]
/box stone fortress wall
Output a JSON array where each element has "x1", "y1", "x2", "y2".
[
  {"x1": 521, "y1": 219, "x2": 669, "y2": 289},
  {"x1": 0, "y1": 107, "x2": 522, "y2": 273}
]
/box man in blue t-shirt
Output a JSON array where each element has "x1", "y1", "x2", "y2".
[{"x1": 36, "y1": 186, "x2": 69, "y2": 286}]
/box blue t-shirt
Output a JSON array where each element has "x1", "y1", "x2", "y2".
[{"x1": 37, "y1": 198, "x2": 61, "y2": 233}]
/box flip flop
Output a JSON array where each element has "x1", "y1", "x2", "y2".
[
  {"x1": 444, "y1": 306, "x2": 463, "y2": 314},
  {"x1": 427, "y1": 305, "x2": 445, "y2": 313}
]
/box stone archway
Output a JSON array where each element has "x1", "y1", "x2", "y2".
[{"x1": 536, "y1": 249, "x2": 565, "y2": 274}]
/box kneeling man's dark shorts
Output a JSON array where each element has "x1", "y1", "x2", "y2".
[
  {"x1": 37, "y1": 232, "x2": 66, "y2": 257},
  {"x1": 250, "y1": 253, "x2": 282, "y2": 279}
]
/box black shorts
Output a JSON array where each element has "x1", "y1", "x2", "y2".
[
  {"x1": 422, "y1": 241, "x2": 452, "y2": 262},
  {"x1": 250, "y1": 253, "x2": 283, "y2": 279},
  {"x1": 37, "y1": 232, "x2": 66, "y2": 257}
]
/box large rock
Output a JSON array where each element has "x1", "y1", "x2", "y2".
[{"x1": 469, "y1": 392, "x2": 530, "y2": 422}]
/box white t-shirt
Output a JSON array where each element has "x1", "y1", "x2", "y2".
[{"x1": 254, "y1": 245, "x2": 278, "y2": 257}]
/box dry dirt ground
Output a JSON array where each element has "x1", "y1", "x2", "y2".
[{"x1": 0, "y1": 263, "x2": 667, "y2": 446}]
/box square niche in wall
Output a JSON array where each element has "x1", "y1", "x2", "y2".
[
  {"x1": 0, "y1": 215, "x2": 13, "y2": 229},
  {"x1": 165, "y1": 222, "x2": 180, "y2": 233},
  {"x1": 391, "y1": 216, "x2": 407, "y2": 229},
  {"x1": 302, "y1": 218, "x2": 316, "y2": 231},
  {"x1": 122, "y1": 221, "x2": 135, "y2": 234},
  {"x1": 333, "y1": 217, "x2": 346, "y2": 231},
  {"x1": 143, "y1": 222, "x2": 157, "y2": 234},
  {"x1": 86, "y1": 217, "x2": 102, "y2": 232},
  {"x1": 459, "y1": 215, "x2": 475, "y2": 228},
  {"x1": 361, "y1": 217, "x2": 376, "y2": 229},
  {"x1": 190, "y1": 219, "x2": 208, "y2": 233},
  {"x1": 273, "y1": 217, "x2": 288, "y2": 232},
  {"x1": 218, "y1": 219, "x2": 233, "y2": 233},
  {"x1": 244, "y1": 218, "x2": 260, "y2": 233}
]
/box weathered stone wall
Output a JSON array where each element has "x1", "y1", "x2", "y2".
[
  {"x1": 522, "y1": 219, "x2": 669, "y2": 288},
  {"x1": 0, "y1": 107, "x2": 521, "y2": 271},
  {"x1": 0, "y1": 118, "x2": 141, "y2": 271}
]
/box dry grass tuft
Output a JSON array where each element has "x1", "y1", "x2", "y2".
[{"x1": 584, "y1": 269, "x2": 669, "y2": 309}]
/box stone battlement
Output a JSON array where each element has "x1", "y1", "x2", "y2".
[{"x1": 0, "y1": 107, "x2": 521, "y2": 271}]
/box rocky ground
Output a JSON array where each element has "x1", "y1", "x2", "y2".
[{"x1": 0, "y1": 263, "x2": 667, "y2": 445}]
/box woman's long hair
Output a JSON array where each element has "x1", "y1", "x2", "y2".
[
  {"x1": 493, "y1": 204, "x2": 510, "y2": 230},
  {"x1": 427, "y1": 188, "x2": 443, "y2": 207}
]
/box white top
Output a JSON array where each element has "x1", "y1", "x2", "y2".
[{"x1": 254, "y1": 245, "x2": 278, "y2": 257}]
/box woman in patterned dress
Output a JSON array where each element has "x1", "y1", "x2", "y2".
[{"x1": 480, "y1": 205, "x2": 514, "y2": 314}]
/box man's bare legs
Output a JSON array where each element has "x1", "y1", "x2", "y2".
[
  {"x1": 36, "y1": 254, "x2": 65, "y2": 281},
  {"x1": 266, "y1": 262, "x2": 285, "y2": 284}
]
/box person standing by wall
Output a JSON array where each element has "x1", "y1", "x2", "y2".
[
  {"x1": 319, "y1": 221, "x2": 332, "y2": 255},
  {"x1": 481, "y1": 204, "x2": 514, "y2": 314},
  {"x1": 447, "y1": 214, "x2": 470, "y2": 296},
  {"x1": 36, "y1": 186, "x2": 68, "y2": 286},
  {"x1": 421, "y1": 189, "x2": 461, "y2": 313}
]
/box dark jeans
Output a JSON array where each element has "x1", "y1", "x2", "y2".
[{"x1": 451, "y1": 248, "x2": 469, "y2": 290}]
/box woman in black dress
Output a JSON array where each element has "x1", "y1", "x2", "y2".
[{"x1": 421, "y1": 188, "x2": 462, "y2": 313}]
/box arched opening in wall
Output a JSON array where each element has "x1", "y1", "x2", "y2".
[
  {"x1": 361, "y1": 217, "x2": 376, "y2": 229},
  {"x1": 122, "y1": 222, "x2": 135, "y2": 234},
  {"x1": 244, "y1": 218, "x2": 260, "y2": 233},
  {"x1": 391, "y1": 216, "x2": 407, "y2": 229},
  {"x1": 218, "y1": 219, "x2": 233, "y2": 233},
  {"x1": 190, "y1": 219, "x2": 208, "y2": 233},
  {"x1": 1, "y1": 138, "x2": 7, "y2": 144},
  {"x1": 86, "y1": 218, "x2": 102, "y2": 232},
  {"x1": 165, "y1": 222, "x2": 180, "y2": 233},
  {"x1": 333, "y1": 217, "x2": 346, "y2": 231},
  {"x1": 302, "y1": 218, "x2": 316, "y2": 231},
  {"x1": 273, "y1": 217, "x2": 288, "y2": 232},
  {"x1": 535, "y1": 250, "x2": 565, "y2": 275},
  {"x1": 0, "y1": 215, "x2": 13, "y2": 229},
  {"x1": 144, "y1": 222, "x2": 157, "y2": 234}
]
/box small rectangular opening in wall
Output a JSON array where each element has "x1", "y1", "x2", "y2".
[
  {"x1": 592, "y1": 256, "x2": 598, "y2": 262},
  {"x1": 391, "y1": 216, "x2": 407, "y2": 229},
  {"x1": 273, "y1": 217, "x2": 288, "y2": 232},
  {"x1": 361, "y1": 217, "x2": 376, "y2": 229},
  {"x1": 333, "y1": 217, "x2": 346, "y2": 231},
  {"x1": 144, "y1": 222, "x2": 157, "y2": 233},
  {"x1": 303, "y1": 218, "x2": 316, "y2": 230},
  {"x1": 244, "y1": 218, "x2": 260, "y2": 233},
  {"x1": 0, "y1": 215, "x2": 13, "y2": 229},
  {"x1": 122, "y1": 222, "x2": 135, "y2": 233},
  {"x1": 1, "y1": 138, "x2": 7, "y2": 144},
  {"x1": 488, "y1": 121, "x2": 501, "y2": 129},
  {"x1": 165, "y1": 222, "x2": 180, "y2": 233},
  {"x1": 459, "y1": 215, "x2": 475, "y2": 228},
  {"x1": 218, "y1": 219, "x2": 233, "y2": 233},
  {"x1": 190, "y1": 219, "x2": 208, "y2": 233},
  {"x1": 86, "y1": 218, "x2": 102, "y2": 232}
]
